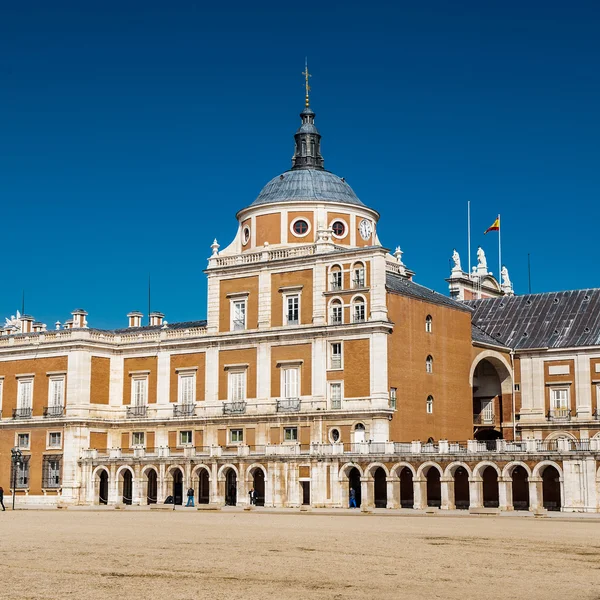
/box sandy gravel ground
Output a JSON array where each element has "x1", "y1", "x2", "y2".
[{"x1": 0, "y1": 510, "x2": 599, "y2": 600}]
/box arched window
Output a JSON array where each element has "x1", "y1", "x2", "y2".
[
  {"x1": 352, "y1": 297, "x2": 366, "y2": 323},
  {"x1": 425, "y1": 315, "x2": 432, "y2": 333},
  {"x1": 329, "y1": 265, "x2": 342, "y2": 291},
  {"x1": 426, "y1": 395, "x2": 434, "y2": 414},
  {"x1": 352, "y1": 262, "x2": 365, "y2": 288},
  {"x1": 426, "y1": 355, "x2": 433, "y2": 374},
  {"x1": 354, "y1": 423, "x2": 366, "y2": 443},
  {"x1": 330, "y1": 299, "x2": 343, "y2": 325}
]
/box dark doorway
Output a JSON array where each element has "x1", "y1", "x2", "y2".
[
  {"x1": 198, "y1": 469, "x2": 210, "y2": 505},
  {"x1": 225, "y1": 469, "x2": 237, "y2": 506},
  {"x1": 454, "y1": 467, "x2": 470, "y2": 510},
  {"x1": 146, "y1": 470, "x2": 157, "y2": 505},
  {"x1": 252, "y1": 469, "x2": 265, "y2": 506},
  {"x1": 348, "y1": 467, "x2": 361, "y2": 507},
  {"x1": 400, "y1": 468, "x2": 414, "y2": 508},
  {"x1": 301, "y1": 481, "x2": 310, "y2": 506},
  {"x1": 426, "y1": 468, "x2": 441, "y2": 507},
  {"x1": 99, "y1": 470, "x2": 108, "y2": 505},
  {"x1": 482, "y1": 467, "x2": 499, "y2": 508},
  {"x1": 373, "y1": 467, "x2": 387, "y2": 508},
  {"x1": 511, "y1": 466, "x2": 529, "y2": 510},
  {"x1": 172, "y1": 470, "x2": 183, "y2": 505},
  {"x1": 542, "y1": 466, "x2": 561, "y2": 511},
  {"x1": 122, "y1": 470, "x2": 133, "y2": 505},
  {"x1": 474, "y1": 429, "x2": 502, "y2": 443}
]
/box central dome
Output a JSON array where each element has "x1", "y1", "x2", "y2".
[{"x1": 252, "y1": 169, "x2": 364, "y2": 207}]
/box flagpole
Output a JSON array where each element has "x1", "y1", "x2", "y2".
[
  {"x1": 467, "y1": 201, "x2": 471, "y2": 275},
  {"x1": 498, "y1": 213, "x2": 502, "y2": 282}
]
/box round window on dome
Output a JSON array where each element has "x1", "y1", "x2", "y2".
[
  {"x1": 292, "y1": 219, "x2": 310, "y2": 237},
  {"x1": 331, "y1": 220, "x2": 346, "y2": 238},
  {"x1": 242, "y1": 226, "x2": 251, "y2": 245}
]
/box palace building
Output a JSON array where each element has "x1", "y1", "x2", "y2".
[{"x1": 1, "y1": 91, "x2": 600, "y2": 513}]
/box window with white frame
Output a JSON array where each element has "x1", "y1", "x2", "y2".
[
  {"x1": 178, "y1": 373, "x2": 195, "y2": 405},
  {"x1": 17, "y1": 432, "x2": 30, "y2": 449},
  {"x1": 425, "y1": 315, "x2": 432, "y2": 333},
  {"x1": 390, "y1": 387, "x2": 397, "y2": 410},
  {"x1": 353, "y1": 263, "x2": 365, "y2": 288},
  {"x1": 132, "y1": 377, "x2": 148, "y2": 407},
  {"x1": 330, "y1": 267, "x2": 342, "y2": 291},
  {"x1": 285, "y1": 294, "x2": 300, "y2": 325},
  {"x1": 352, "y1": 298, "x2": 366, "y2": 323},
  {"x1": 18, "y1": 379, "x2": 33, "y2": 410},
  {"x1": 329, "y1": 382, "x2": 342, "y2": 409},
  {"x1": 231, "y1": 299, "x2": 247, "y2": 331},
  {"x1": 426, "y1": 355, "x2": 433, "y2": 374},
  {"x1": 330, "y1": 300, "x2": 342, "y2": 325},
  {"x1": 228, "y1": 370, "x2": 247, "y2": 402},
  {"x1": 284, "y1": 426, "x2": 298, "y2": 442},
  {"x1": 48, "y1": 377, "x2": 65, "y2": 408},
  {"x1": 132, "y1": 432, "x2": 145, "y2": 447},
  {"x1": 426, "y1": 395, "x2": 434, "y2": 414},
  {"x1": 282, "y1": 367, "x2": 299, "y2": 399},
  {"x1": 179, "y1": 430, "x2": 193, "y2": 446},
  {"x1": 48, "y1": 432, "x2": 62, "y2": 448},
  {"x1": 330, "y1": 342, "x2": 342, "y2": 369},
  {"x1": 550, "y1": 388, "x2": 569, "y2": 414},
  {"x1": 230, "y1": 428, "x2": 244, "y2": 443}
]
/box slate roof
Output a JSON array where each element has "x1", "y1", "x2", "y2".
[
  {"x1": 466, "y1": 289, "x2": 600, "y2": 350},
  {"x1": 386, "y1": 273, "x2": 471, "y2": 313},
  {"x1": 110, "y1": 320, "x2": 207, "y2": 334},
  {"x1": 471, "y1": 323, "x2": 509, "y2": 348},
  {"x1": 251, "y1": 169, "x2": 365, "y2": 207}
]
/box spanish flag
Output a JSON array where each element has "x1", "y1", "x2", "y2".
[{"x1": 484, "y1": 216, "x2": 500, "y2": 234}]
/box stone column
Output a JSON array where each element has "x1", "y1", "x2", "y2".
[
  {"x1": 133, "y1": 464, "x2": 142, "y2": 505},
  {"x1": 468, "y1": 477, "x2": 483, "y2": 509},
  {"x1": 108, "y1": 464, "x2": 118, "y2": 505},
  {"x1": 386, "y1": 477, "x2": 399, "y2": 509},
  {"x1": 360, "y1": 477, "x2": 370, "y2": 509},
  {"x1": 499, "y1": 477, "x2": 512, "y2": 511},
  {"x1": 210, "y1": 463, "x2": 221, "y2": 505},
  {"x1": 413, "y1": 477, "x2": 427, "y2": 510},
  {"x1": 257, "y1": 269, "x2": 271, "y2": 328},
  {"x1": 528, "y1": 477, "x2": 543, "y2": 511},
  {"x1": 441, "y1": 477, "x2": 454, "y2": 510},
  {"x1": 158, "y1": 463, "x2": 166, "y2": 504}
]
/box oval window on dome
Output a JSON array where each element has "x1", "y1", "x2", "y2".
[
  {"x1": 242, "y1": 226, "x2": 251, "y2": 245},
  {"x1": 293, "y1": 219, "x2": 309, "y2": 236},
  {"x1": 331, "y1": 221, "x2": 346, "y2": 237}
]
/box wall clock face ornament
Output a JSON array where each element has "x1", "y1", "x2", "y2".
[{"x1": 359, "y1": 219, "x2": 373, "y2": 240}]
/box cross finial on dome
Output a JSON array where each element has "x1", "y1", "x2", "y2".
[{"x1": 302, "y1": 57, "x2": 311, "y2": 108}]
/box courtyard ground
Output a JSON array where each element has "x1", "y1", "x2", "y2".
[{"x1": 0, "y1": 509, "x2": 599, "y2": 600}]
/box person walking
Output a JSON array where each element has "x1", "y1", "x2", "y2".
[
  {"x1": 0, "y1": 487, "x2": 5, "y2": 511},
  {"x1": 186, "y1": 487, "x2": 195, "y2": 507},
  {"x1": 249, "y1": 488, "x2": 255, "y2": 506},
  {"x1": 349, "y1": 487, "x2": 357, "y2": 508}
]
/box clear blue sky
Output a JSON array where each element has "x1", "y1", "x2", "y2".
[{"x1": 2, "y1": 1, "x2": 599, "y2": 329}]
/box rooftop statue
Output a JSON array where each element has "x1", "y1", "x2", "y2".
[
  {"x1": 452, "y1": 249, "x2": 461, "y2": 271},
  {"x1": 477, "y1": 246, "x2": 487, "y2": 269},
  {"x1": 3, "y1": 310, "x2": 22, "y2": 333}
]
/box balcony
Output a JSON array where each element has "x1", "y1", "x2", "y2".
[
  {"x1": 13, "y1": 407, "x2": 32, "y2": 419},
  {"x1": 547, "y1": 408, "x2": 571, "y2": 422},
  {"x1": 232, "y1": 320, "x2": 245, "y2": 331},
  {"x1": 173, "y1": 403, "x2": 196, "y2": 418},
  {"x1": 473, "y1": 413, "x2": 495, "y2": 425},
  {"x1": 330, "y1": 315, "x2": 342, "y2": 326},
  {"x1": 594, "y1": 409, "x2": 600, "y2": 421},
  {"x1": 43, "y1": 405, "x2": 64, "y2": 418},
  {"x1": 126, "y1": 405, "x2": 148, "y2": 418},
  {"x1": 276, "y1": 398, "x2": 301, "y2": 413},
  {"x1": 223, "y1": 401, "x2": 247, "y2": 415},
  {"x1": 352, "y1": 278, "x2": 365, "y2": 289}
]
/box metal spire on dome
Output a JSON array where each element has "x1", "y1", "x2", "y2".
[{"x1": 292, "y1": 59, "x2": 324, "y2": 170}]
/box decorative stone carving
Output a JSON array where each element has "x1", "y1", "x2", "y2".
[
  {"x1": 477, "y1": 247, "x2": 487, "y2": 269},
  {"x1": 3, "y1": 311, "x2": 22, "y2": 334},
  {"x1": 452, "y1": 249, "x2": 461, "y2": 271},
  {"x1": 501, "y1": 266, "x2": 514, "y2": 295}
]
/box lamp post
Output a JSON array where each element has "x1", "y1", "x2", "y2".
[{"x1": 10, "y1": 448, "x2": 23, "y2": 511}]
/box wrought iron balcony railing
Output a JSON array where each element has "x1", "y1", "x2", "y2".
[
  {"x1": 547, "y1": 408, "x2": 571, "y2": 422},
  {"x1": 473, "y1": 413, "x2": 495, "y2": 425},
  {"x1": 126, "y1": 405, "x2": 148, "y2": 418},
  {"x1": 223, "y1": 401, "x2": 247, "y2": 415},
  {"x1": 43, "y1": 405, "x2": 64, "y2": 418},
  {"x1": 13, "y1": 407, "x2": 32, "y2": 419},
  {"x1": 173, "y1": 403, "x2": 196, "y2": 418},
  {"x1": 276, "y1": 398, "x2": 301, "y2": 413},
  {"x1": 593, "y1": 408, "x2": 600, "y2": 421}
]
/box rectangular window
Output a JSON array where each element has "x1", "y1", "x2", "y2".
[
  {"x1": 353, "y1": 266, "x2": 365, "y2": 288},
  {"x1": 551, "y1": 388, "x2": 569, "y2": 410},
  {"x1": 48, "y1": 377, "x2": 65, "y2": 407},
  {"x1": 42, "y1": 456, "x2": 61, "y2": 488},
  {"x1": 353, "y1": 301, "x2": 365, "y2": 323},
  {"x1": 286, "y1": 294, "x2": 300, "y2": 325},
  {"x1": 48, "y1": 432, "x2": 62, "y2": 448},
  {"x1": 228, "y1": 371, "x2": 246, "y2": 402},
  {"x1": 390, "y1": 388, "x2": 397, "y2": 410},
  {"x1": 17, "y1": 433, "x2": 30, "y2": 449},
  {"x1": 230, "y1": 428, "x2": 244, "y2": 443},
  {"x1": 284, "y1": 427, "x2": 298, "y2": 442},
  {"x1": 481, "y1": 399, "x2": 494, "y2": 423},
  {"x1": 18, "y1": 379, "x2": 33, "y2": 409},
  {"x1": 132, "y1": 377, "x2": 148, "y2": 406},
  {"x1": 330, "y1": 270, "x2": 342, "y2": 291},
  {"x1": 330, "y1": 342, "x2": 342, "y2": 369},
  {"x1": 426, "y1": 397, "x2": 433, "y2": 414},
  {"x1": 179, "y1": 430, "x2": 193, "y2": 446},
  {"x1": 330, "y1": 303, "x2": 342, "y2": 325},
  {"x1": 178, "y1": 373, "x2": 195, "y2": 405},
  {"x1": 330, "y1": 382, "x2": 342, "y2": 409},
  {"x1": 231, "y1": 300, "x2": 247, "y2": 331},
  {"x1": 132, "y1": 432, "x2": 145, "y2": 447},
  {"x1": 282, "y1": 367, "x2": 299, "y2": 399},
  {"x1": 11, "y1": 455, "x2": 31, "y2": 489}
]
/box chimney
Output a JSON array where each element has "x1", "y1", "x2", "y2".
[
  {"x1": 127, "y1": 311, "x2": 143, "y2": 328},
  {"x1": 63, "y1": 319, "x2": 74, "y2": 330},
  {"x1": 20, "y1": 315, "x2": 35, "y2": 334},
  {"x1": 55, "y1": 321, "x2": 61, "y2": 330},
  {"x1": 71, "y1": 309, "x2": 88, "y2": 329},
  {"x1": 149, "y1": 311, "x2": 164, "y2": 326},
  {"x1": 33, "y1": 322, "x2": 44, "y2": 333}
]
